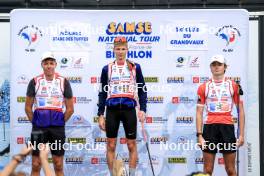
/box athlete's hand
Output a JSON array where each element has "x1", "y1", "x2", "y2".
[
  {"x1": 20, "y1": 143, "x2": 33, "y2": 156},
  {"x1": 98, "y1": 115, "x2": 106, "y2": 131},
  {"x1": 197, "y1": 136, "x2": 206, "y2": 149},
  {"x1": 237, "y1": 135, "x2": 244, "y2": 147},
  {"x1": 137, "y1": 111, "x2": 145, "y2": 123}
]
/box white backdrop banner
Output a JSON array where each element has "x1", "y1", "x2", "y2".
[{"x1": 10, "y1": 9, "x2": 249, "y2": 176}]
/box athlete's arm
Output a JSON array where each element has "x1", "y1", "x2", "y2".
[
  {"x1": 196, "y1": 85, "x2": 206, "y2": 147},
  {"x1": 25, "y1": 79, "x2": 35, "y2": 122},
  {"x1": 196, "y1": 105, "x2": 204, "y2": 134},
  {"x1": 234, "y1": 82, "x2": 245, "y2": 146},
  {"x1": 237, "y1": 99, "x2": 245, "y2": 147},
  {"x1": 136, "y1": 64, "x2": 147, "y2": 113},
  {"x1": 63, "y1": 79, "x2": 74, "y2": 122},
  {"x1": 196, "y1": 85, "x2": 205, "y2": 134},
  {"x1": 64, "y1": 98, "x2": 74, "y2": 122},
  {"x1": 98, "y1": 66, "x2": 108, "y2": 117},
  {"x1": 25, "y1": 97, "x2": 34, "y2": 122}
]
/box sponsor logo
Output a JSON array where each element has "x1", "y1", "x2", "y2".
[
  {"x1": 192, "y1": 76, "x2": 210, "y2": 83},
  {"x1": 176, "y1": 56, "x2": 200, "y2": 68},
  {"x1": 168, "y1": 157, "x2": 186, "y2": 164},
  {"x1": 192, "y1": 76, "x2": 200, "y2": 83},
  {"x1": 17, "y1": 96, "x2": 26, "y2": 103},
  {"x1": 195, "y1": 157, "x2": 204, "y2": 164},
  {"x1": 176, "y1": 56, "x2": 188, "y2": 67},
  {"x1": 72, "y1": 57, "x2": 84, "y2": 69},
  {"x1": 17, "y1": 137, "x2": 24, "y2": 144},
  {"x1": 215, "y1": 25, "x2": 241, "y2": 52},
  {"x1": 145, "y1": 116, "x2": 168, "y2": 124},
  {"x1": 18, "y1": 25, "x2": 43, "y2": 52},
  {"x1": 218, "y1": 157, "x2": 225, "y2": 165},
  {"x1": 176, "y1": 116, "x2": 193, "y2": 124},
  {"x1": 66, "y1": 77, "x2": 82, "y2": 83},
  {"x1": 93, "y1": 116, "x2": 99, "y2": 123},
  {"x1": 91, "y1": 157, "x2": 107, "y2": 164},
  {"x1": 120, "y1": 138, "x2": 127, "y2": 144},
  {"x1": 94, "y1": 137, "x2": 107, "y2": 144},
  {"x1": 150, "y1": 136, "x2": 168, "y2": 144},
  {"x1": 172, "y1": 97, "x2": 194, "y2": 104},
  {"x1": 65, "y1": 157, "x2": 84, "y2": 164},
  {"x1": 189, "y1": 57, "x2": 200, "y2": 68},
  {"x1": 17, "y1": 75, "x2": 29, "y2": 84},
  {"x1": 59, "y1": 56, "x2": 85, "y2": 69},
  {"x1": 72, "y1": 115, "x2": 84, "y2": 125},
  {"x1": 120, "y1": 157, "x2": 139, "y2": 164},
  {"x1": 90, "y1": 77, "x2": 100, "y2": 84},
  {"x1": 147, "y1": 96, "x2": 164, "y2": 103},
  {"x1": 67, "y1": 138, "x2": 86, "y2": 144},
  {"x1": 226, "y1": 77, "x2": 241, "y2": 83},
  {"x1": 17, "y1": 137, "x2": 30, "y2": 144},
  {"x1": 177, "y1": 57, "x2": 185, "y2": 63},
  {"x1": 176, "y1": 136, "x2": 188, "y2": 144},
  {"x1": 60, "y1": 57, "x2": 71, "y2": 68},
  {"x1": 73, "y1": 97, "x2": 92, "y2": 104},
  {"x1": 17, "y1": 116, "x2": 31, "y2": 123},
  {"x1": 106, "y1": 22, "x2": 152, "y2": 35},
  {"x1": 167, "y1": 76, "x2": 184, "y2": 83},
  {"x1": 48, "y1": 158, "x2": 53, "y2": 163},
  {"x1": 144, "y1": 77, "x2": 159, "y2": 83}
]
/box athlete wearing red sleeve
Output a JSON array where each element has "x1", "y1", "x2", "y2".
[{"x1": 196, "y1": 55, "x2": 245, "y2": 176}]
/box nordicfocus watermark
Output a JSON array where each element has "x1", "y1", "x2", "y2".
[
  {"x1": 26, "y1": 140, "x2": 106, "y2": 151},
  {"x1": 94, "y1": 83, "x2": 172, "y2": 93},
  {"x1": 159, "y1": 141, "x2": 238, "y2": 151}
]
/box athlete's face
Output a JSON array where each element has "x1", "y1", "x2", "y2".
[
  {"x1": 41, "y1": 59, "x2": 57, "y2": 77},
  {"x1": 114, "y1": 44, "x2": 128, "y2": 61},
  {"x1": 210, "y1": 61, "x2": 226, "y2": 76}
]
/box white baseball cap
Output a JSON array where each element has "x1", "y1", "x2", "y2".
[
  {"x1": 41, "y1": 51, "x2": 56, "y2": 62},
  {"x1": 210, "y1": 54, "x2": 226, "y2": 64}
]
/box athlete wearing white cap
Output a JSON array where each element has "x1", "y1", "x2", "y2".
[{"x1": 196, "y1": 54, "x2": 245, "y2": 176}]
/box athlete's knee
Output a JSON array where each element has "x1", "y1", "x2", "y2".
[
  {"x1": 53, "y1": 159, "x2": 63, "y2": 171},
  {"x1": 32, "y1": 159, "x2": 41, "y2": 172},
  {"x1": 204, "y1": 165, "x2": 214, "y2": 175},
  {"x1": 225, "y1": 165, "x2": 236, "y2": 175},
  {"x1": 107, "y1": 140, "x2": 116, "y2": 152},
  {"x1": 127, "y1": 140, "x2": 136, "y2": 152}
]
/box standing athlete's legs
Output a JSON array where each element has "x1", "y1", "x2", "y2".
[
  {"x1": 52, "y1": 155, "x2": 64, "y2": 176},
  {"x1": 203, "y1": 152, "x2": 216, "y2": 175},
  {"x1": 107, "y1": 138, "x2": 117, "y2": 172},
  {"x1": 105, "y1": 108, "x2": 121, "y2": 174},
  {"x1": 49, "y1": 126, "x2": 66, "y2": 176},
  {"x1": 219, "y1": 124, "x2": 237, "y2": 176},
  {"x1": 202, "y1": 124, "x2": 218, "y2": 175},
  {"x1": 122, "y1": 109, "x2": 137, "y2": 176},
  {"x1": 31, "y1": 127, "x2": 47, "y2": 176},
  {"x1": 31, "y1": 156, "x2": 41, "y2": 176},
  {"x1": 127, "y1": 139, "x2": 137, "y2": 174},
  {"x1": 223, "y1": 152, "x2": 236, "y2": 176}
]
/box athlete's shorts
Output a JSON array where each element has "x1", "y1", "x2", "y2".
[
  {"x1": 31, "y1": 126, "x2": 65, "y2": 156},
  {"x1": 106, "y1": 107, "x2": 137, "y2": 139},
  {"x1": 202, "y1": 124, "x2": 237, "y2": 153}
]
